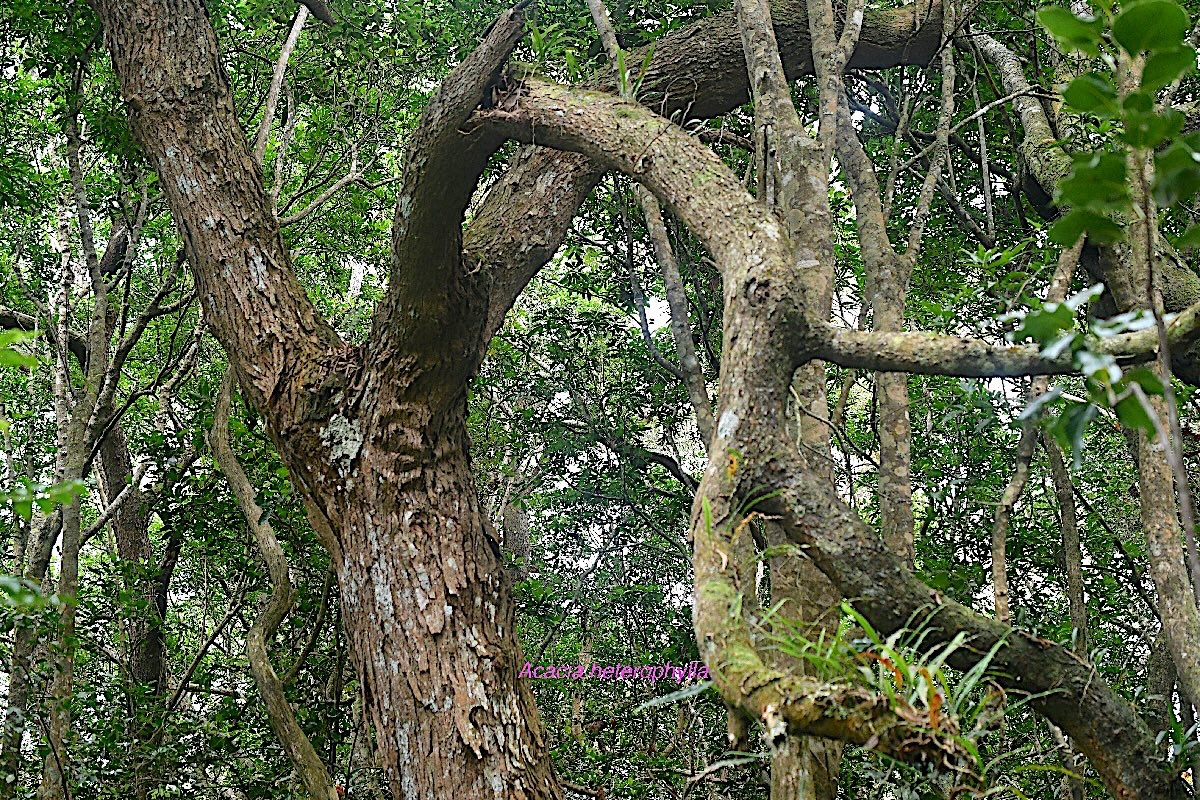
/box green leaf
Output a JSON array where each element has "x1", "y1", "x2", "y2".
[
  {"x1": 1049, "y1": 209, "x2": 1125, "y2": 245},
  {"x1": 1154, "y1": 134, "x2": 1200, "y2": 205},
  {"x1": 1058, "y1": 151, "x2": 1128, "y2": 210},
  {"x1": 0, "y1": 328, "x2": 37, "y2": 369},
  {"x1": 1123, "y1": 366, "x2": 1167, "y2": 395},
  {"x1": 0, "y1": 330, "x2": 35, "y2": 347},
  {"x1": 46, "y1": 479, "x2": 85, "y2": 506},
  {"x1": 1011, "y1": 303, "x2": 1075, "y2": 343},
  {"x1": 1142, "y1": 46, "x2": 1197, "y2": 91},
  {"x1": 1053, "y1": 402, "x2": 1099, "y2": 469},
  {"x1": 1112, "y1": 0, "x2": 1190, "y2": 54},
  {"x1": 1114, "y1": 392, "x2": 1156, "y2": 433},
  {"x1": 1173, "y1": 224, "x2": 1200, "y2": 250},
  {"x1": 0, "y1": 575, "x2": 44, "y2": 610},
  {"x1": 616, "y1": 48, "x2": 629, "y2": 95},
  {"x1": 1062, "y1": 73, "x2": 1119, "y2": 117},
  {"x1": 1121, "y1": 107, "x2": 1185, "y2": 148},
  {"x1": 0, "y1": 350, "x2": 36, "y2": 368},
  {"x1": 1038, "y1": 7, "x2": 1104, "y2": 55},
  {"x1": 632, "y1": 44, "x2": 657, "y2": 96},
  {"x1": 926, "y1": 571, "x2": 952, "y2": 590},
  {"x1": 1124, "y1": 90, "x2": 1156, "y2": 114}
]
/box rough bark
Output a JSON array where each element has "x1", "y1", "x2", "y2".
[
  {"x1": 332, "y1": 404, "x2": 559, "y2": 798},
  {"x1": 368, "y1": 7, "x2": 525, "y2": 386},
  {"x1": 1118, "y1": 78, "x2": 1200, "y2": 718},
  {"x1": 1136, "y1": 403, "x2": 1200, "y2": 709},
  {"x1": 91, "y1": 1, "x2": 562, "y2": 796},
  {"x1": 88, "y1": 0, "x2": 1197, "y2": 794},
  {"x1": 475, "y1": 74, "x2": 967, "y2": 763},
  {"x1": 88, "y1": 0, "x2": 342, "y2": 449}
]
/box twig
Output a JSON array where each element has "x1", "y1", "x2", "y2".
[
  {"x1": 254, "y1": 7, "x2": 309, "y2": 165},
  {"x1": 79, "y1": 458, "x2": 152, "y2": 546}
]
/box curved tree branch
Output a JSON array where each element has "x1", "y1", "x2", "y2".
[
  {"x1": 585, "y1": 0, "x2": 716, "y2": 443},
  {"x1": 749, "y1": 434, "x2": 1186, "y2": 800},
  {"x1": 465, "y1": 1, "x2": 946, "y2": 359},
  {"x1": 0, "y1": 306, "x2": 88, "y2": 369},
  {"x1": 367, "y1": 4, "x2": 528, "y2": 395},
  {"x1": 470, "y1": 70, "x2": 1189, "y2": 800},
  {"x1": 972, "y1": 30, "x2": 1200, "y2": 386},
  {"x1": 210, "y1": 369, "x2": 339, "y2": 800}
]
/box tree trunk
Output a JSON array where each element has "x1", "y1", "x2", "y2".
[
  {"x1": 0, "y1": 513, "x2": 60, "y2": 793},
  {"x1": 87, "y1": 0, "x2": 563, "y2": 793},
  {"x1": 1136, "y1": 410, "x2": 1200, "y2": 707},
  {"x1": 97, "y1": 425, "x2": 158, "y2": 689},
  {"x1": 87, "y1": 0, "x2": 1200, "y2": 795},
  {"x1": 502, "y1": 501, "x2": 532, "y2": 581},
  {"x1": 333, "y1": 407, "x2": 560, "y2": 799},
  {"x1": 764, "y1": 534, "x2": 842, "y2": 800},
  {"x1": 769, "y1": 362, "x2": 843, "y2": 800},
  {"x1": 37, "y1": 493, "x2": 81, "y2": 800}
]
